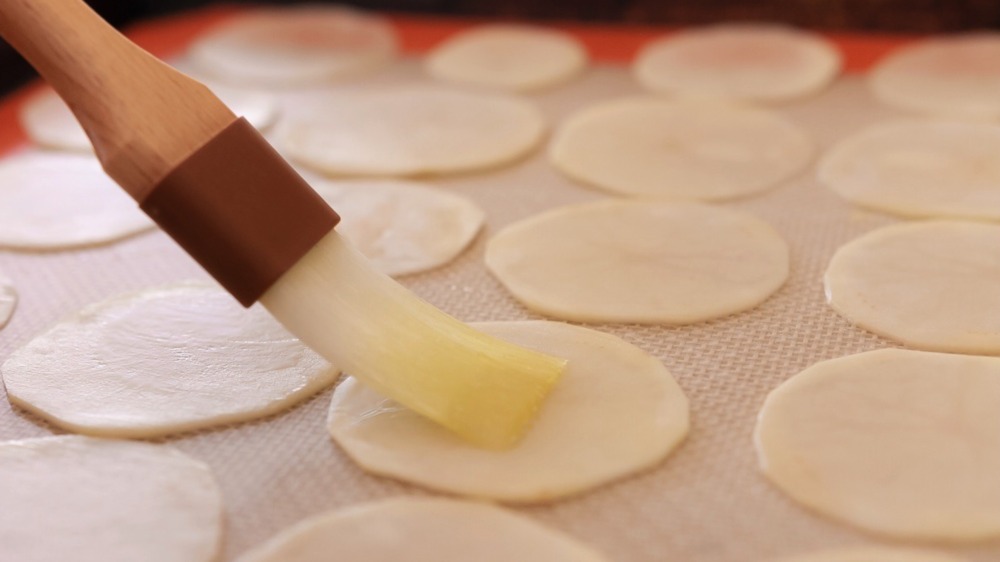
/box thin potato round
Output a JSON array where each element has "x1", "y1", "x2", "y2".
[
  {"x1": 2, "y1": 282, "x2": 338, "y2": 437},
  {"x1": 549, "y1": 97, "x2": 812, "y2": 200},
  {"x1": 236, "y1": 498, "x2": 607, "y2": 562},
  {"x1": 819, "y1": 120, "x2": 1000, "y2": 220},
  {"x1": 20, "y1": 86, "x2": 277, "y2": 152},
  {"x1": 427, "y1": 25, "x2": 587, "y2": 92},
  {"x1": 870, "y1": 33, "x2": 1000, "y2": 120},
  {"x1": 775, "y1": 547, "x2": 967, "y2": 562},
  {"x1": 282, "y1": 88, "x2": 545, "y2": 177},
  {"x1": 825, "y1": 221, "x2": 1000, "y2": 354},
  {"x1": 312, "y1": 179, "x2": 484, "y2": 276},
  {"x1": 486, "y1": 200, "x2": 789, "y2": 324},
  {"x1": 0, "y1": 436, "x2": 222, "y2": 562},
  {"x1": 0, "y1": 151, "x2": 153, "y2": 250},
  {"x1": 756, "y1": 349, "x2": 1000, "y2": 541},
  {"x1": 635, "y1": 24, "x2": 841, "y2": 102},
  {"x1": 187, "y1": 6, "x2": 395, "y2": 86},
  {"x1": 328, "y1": 321, "x2": 689, "y2": 503}
]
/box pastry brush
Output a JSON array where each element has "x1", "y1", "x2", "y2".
[{"x1": 0, "y1": 0, "x2": 565, "y2": 448}]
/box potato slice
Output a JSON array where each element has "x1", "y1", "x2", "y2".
[
  {"x1": 0, "y1": 272, "x2": 15, "y2": 329},
  {"x1": 485, "y1": 200, "x2": 789, "y2": 324},
  {"x1": 819, "y1": 120, "x2": 1000, "y2": 220},
  {"x1": 870, "y1": 33, "x2": 1000, "y2": 120},
  {"x1": 312, "y1": 179, "x2": 484, "y2": 276},
  {"x1": 237, "y1": 497, "x2": 607, "y2": 562},
  {"x1": 0, "y1": 151, "x2": 153, "y2": 249},
  {"x1": 549, "y1": 97, "x2": 812, "y2": 200},
  {"x1": 427, "y1": 25, "x2": 587, "y2": 92},
  {"x1": 281, "y1": 88, "x2": 545, "y2": 177},
  {"x1": 20, "y1": 85, "x2": 277, "y2": 152},
  {"x1": 775, "y1": 547, "x2": 967, "y2": 562},
  {"x1": 0, "y1": 435, "x2": 222, "y2": 562},
  {"x1": 187, "y1": 6, "x2": 395, "y2": 86},
  {"x1": 2, "y1": 282, "x2": 338, "y2": 437},
  {"x1": 635, "y1": 24, "x2": 841, "y2": 102},
  {"x1": 328, "y1": 321, "x2": 689, "y2": 503},
  {"x1": 756, "y1": 349, "x2": 1000, "y2": 541},
  {"x1": 825, "y1": 221, "x2": 1000, "y2": 354}
]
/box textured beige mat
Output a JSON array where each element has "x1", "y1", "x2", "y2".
[{"x1": 2, "y1": 60, "x2": 997, "y2": 561}]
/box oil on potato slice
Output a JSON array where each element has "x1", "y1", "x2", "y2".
[{"x1": 328, "y1": 321, "x2": 689, "y2": 503}]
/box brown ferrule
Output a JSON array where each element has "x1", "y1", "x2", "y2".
[{"x1": 141, "y1": 117, "x2": 340, "y2": 307}]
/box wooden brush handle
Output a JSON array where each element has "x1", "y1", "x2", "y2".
[{"x1": 0, "y1": 0, "x2": 235, "y2": 200}]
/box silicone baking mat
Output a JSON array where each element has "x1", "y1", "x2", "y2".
[{"x1": 0, "y1": 10, "x2": 996, "y2": 561}]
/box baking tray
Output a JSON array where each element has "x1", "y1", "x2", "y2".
[{"x1": 1, "y1": 10, "x2": 996, "y2": 561}]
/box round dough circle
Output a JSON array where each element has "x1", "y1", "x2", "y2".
[
  {"x1": 755, "y1": 348, "x2": 1000, "y2": 541},
  {"x1": 0, "y1": 435, "x2": 222, "y2": 562},
  {"x1": 634, "y1": 24, "x2": 841, "y2": 102},
  {"x1": 0, "y1": 151, "x2": 154, "y2": 249},
  {"x1": 549, "y1": 97, "x2": 813, "y2": 200},
  {"x1": 825, "y1": 221, "x2": 1000, "y2": 354},
  {"x1": 870, "y1": 33, "x2": 1000, "y2": 120},
  {"x1": 236, "y1": 497, "x2": 607, "y2": 562},
  {"x1": 0, "y1": 272, "x2": 16, "y2": 329},
  {"x1": 1, "y1": 282, "x2": 338, "y2": 437},
  {"x1": 187, "y1": 6, "x2": 396, "y2": 86},
  {"x1": 485, "y1": 200, "x2": 789, "y2": 324},
  {"x1": 20, "y1": 86, "x2": 278, "y2": 152},
  {"x1": 328, "y1": 321, "x2": 689, "y2": 503},
  {"x1": 426, "y1": 25, "x2": 587, "y2": 92},
  {"x1": 282, "y1": 88, "x2": 545, "y2": 177},
  {"x1": 775, "y1": 547, "x2": 967, "y2": 562},
  {"x1": 312, "y1": 179, "x2": 484, "y2": 276},
  {"x1": 819, "y1": 120, "x2": 1000, "y2": 220}
]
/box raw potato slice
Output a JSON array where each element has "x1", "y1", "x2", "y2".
[
  {"x1": 0, "y1": 151, "x2": 154, "y2": 249},
  {"x1": 328, "y1": 321, "x2": 689, "y2": 502},
  {"x1": 825, "y1": 221, "x2": 1000, "y2": 354},
  {"x1": 775, "y1": 546, "x2": 967, "y2": 562},
  {"x1": 0, "y1": 272, "x2": 15, "y2": 329},
  {"x1": 819, "y1": 121, "x2": 1000, "y2": 220},
  {"x1": 282, "y1": 88, "x2": 545, "y2": 177},
  {"x1": 485, "y1": 200, "x2": 789, "y2": 324},
  {"x1": 236, "y1": 497, "x2": 607, "y2": 562},
  {"x1": 20, "y1": 85, "x2": 278, "y2": 152},
  {"x1": 312, "y1": 180, "x2": 484, "y2": 276},
  {"x1": 187, "y1": 6, "x2": 396, "y2": 86},
  {"x1": 549, "y1": 97, "x2": 812, "y2": 200},
  {"x1": 755, "y1": 349, "x2": 1000, "y2": 541},
  {"x1": 634, "y1": 24, "x2": 841, "y2": 102},
  {"x1": 1, "y1": 282, "x2": 338, "y2": 437},
  {"x1": 426, "y1": 25, "x2": 587, "y2": 92},
  {"x1": 0, "y1": 435, "x2": 222, "y2": 562},
  {"x1": 870, "y1": 34, "x2": 1000, "y2": 120}
]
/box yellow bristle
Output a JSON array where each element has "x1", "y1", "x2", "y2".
[{"x1": 260, "y1": 231, "x2": 566, "y2": 448}]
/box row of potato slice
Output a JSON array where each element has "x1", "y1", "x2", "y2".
[{"x1": 3, "y1": 5, "x2": 1000, "y2": 561}]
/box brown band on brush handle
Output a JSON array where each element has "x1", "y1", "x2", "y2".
[{"x1": 141, "y1": 118, "x2": 340, "y2": 307}]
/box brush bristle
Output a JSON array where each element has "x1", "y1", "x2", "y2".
[{"x1": 260, "y1": 231, "x2": 566, "y2": 448}]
